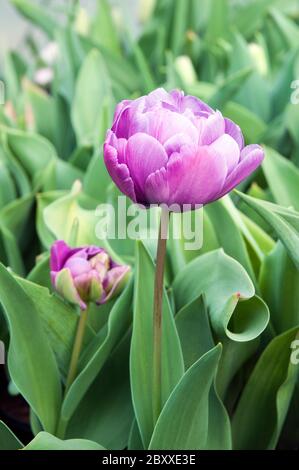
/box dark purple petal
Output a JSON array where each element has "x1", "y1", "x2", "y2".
[
  {"x1": 103, "y1": 142, "x2": 137, "y2": 202},
  {"x1": 50, "y1": 240, "x2": 80, "y2": 272}
]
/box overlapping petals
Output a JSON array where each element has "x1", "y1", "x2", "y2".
[{"x1": 104, "y1": 88, "x2": 264, "y2": 207}]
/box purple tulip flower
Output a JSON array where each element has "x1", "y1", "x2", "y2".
[
  {"x1": 50, "y1": 241, "x2": 130, "y2": 310},
  {"x1": 104, "y1": 88, "x2": 264, "y2": 208}
]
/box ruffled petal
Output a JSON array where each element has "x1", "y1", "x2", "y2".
[
  {"x1": 168, "y1": 145, "x2": 228, "y2": 205},
  {"x1": 219, "y1": 144, "x2": 264, "y2": 198},
  {"x1": 200, "y1": 111, "x2": 225, "y2": 145},
  {"x1": 224, "y1": 118, "x2": 244, "y2": 150},
  {"x1": 103, "y1": 141, "x2": 137, "y2": 202},
  {"x1": 126, "y1": 133, "x2": 168, "y2": 202},
  {"x1": 145, "y1": 108, "x2": 199, "y2": 145},
  {"x1": 210, "y1": 133, "x2": 240, "y2": 174},
  {"x1": 50, "y1": 240, "x2": 80, "y2": 272}
]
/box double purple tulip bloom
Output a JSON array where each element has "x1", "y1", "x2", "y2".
[
  {"x1": 50, "y1": 241, "x2": 130, "y2": 310},
  {"x1": 104, "y1": 88, "x2": 264, "y2": 208}
]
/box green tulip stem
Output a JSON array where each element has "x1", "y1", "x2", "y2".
[
  {"x1": 153, "y1": 206, "x2": 170, "y2": 424},
  {"x1": 65, "y1": 305, "x2": 89, "y2": 394}
]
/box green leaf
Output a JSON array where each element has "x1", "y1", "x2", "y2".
[
  {"x1": 236, "y1": 190, "x2": 299, "y2": 269},
  {"x1": 149, "y1": 345, "x2": 231, "y2": 450},
  {"x1": 66, "y1": 333, "x2": 133, "y2": 450},
  {"x1": 71, "y1": 49, "x2": 113, "y2": 147},
  {"x1": 208, "y1": 67, "x2": 253, "y2": 110},
  {"x1": 262, "y1": 146, "x2": 299, "y2": 210},
  {"x1": 60, "y1": 281, "x2": 133, "y2": 427},
  {"x1": 233, "y1": 0, "x2": 273, "y2": 39},
  {"x1": 205, "y1": 0, "x2": 229, "y2": 42},
  {"x1": 11, "y1": 0, "x2": 57, "y2": 37},
  {"x1": 175, "y1": 296, "x2": 215, "y2": 370},
  {"x1": 232, "y1": 327, "x2": 299, "y2": 449},
  {"x1": 16, "y1": 276, "x2": 95, "y2": 377},
  {"x1": 90, "y1": 0, "x2": 121, "y2": 56},
  {"x1": 173, "y1": 250, "x2": 269, "y2": 342},
  {"x1": 23, "y1": 432, "x2": 105, "y2": 450},
  {"x1": 206, "y1": 198, "x2": 256, "y2": 283},
  {"x1": 0, "y1": 263, "x2": 62, "y2": 433},
  {"x1": 260, "y1": 242, "x2": 299, "y2": 333},
  {"x1": 0, "y1": 421, "x2": 23, "y2": 450},
  {"x1": 130, "y1": 241, "x2": 184, "y2": 448}
]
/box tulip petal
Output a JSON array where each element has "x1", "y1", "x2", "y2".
[
  {"x1": 145, "y1": 108, "x2": 199, "y2": 145},
  {"x1": 103, "y1": 142, "x2": 137, "y2": 202},
  {"x1": 144, "y1": 167, "x2": 169, "y2": 204},
  {"x1": 55, "y1": 268, "x2": 86, "y2": 310},
  {"x1": 210, "y1": 133, "x2": 240, "y2": 174},
  {"x1": 200, "y1": 111, "x2": 225, "y2": 145},
  {"x1": 219, "y1": 144, "x2": 264, "y2": 198},
  {"x1": 166, "y1": 145, "x2": 228, "y2": 206},
  {"x1": 225, "y1": 118, "x2": 244, "y2": 150},
  {"x1": 126, "y1": 133, "x2": 168, "y2": 201},
  {"x1": 50, "y1": 240, "x2": 80, "y2": 272}
]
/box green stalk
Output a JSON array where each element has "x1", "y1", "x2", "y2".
[
  {"x1": 65, "y1": 305, "x2": 89, "y2": 394},
  {"x1": 152, "y1": 207, "x2": 170, "y2": 424}
]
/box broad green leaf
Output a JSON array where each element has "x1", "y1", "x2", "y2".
[
  {"x1": 232, "y1": 327, "x2": 299, "y2": 449},
  {"x1": 175, "y1": 296, "x2": 215, "y2": 370},
  {"x1": 170, "y1": 0, "x2": 190, "y2": 55},
  {"x1": 236, "y1": 191, "x2": 299, "y2": 269},
  {"x1": 4, "y1": 127, "x2": 56, "y2": 177},
  {"x1": 0, "y1": 263, "x2": 62, "y2": 433},
  {"x1": 11, "y1": 0, "x2": 57, "y2": 37},
  {"x1": 206, "y1": 198, "x2": 256, "y2": 283},
  {"x1": 71, "y1": 49, "x2": 113, "y2": 147},
  {"x1": 0, "y1": 160, "x2": 17, "y2": 208},
  {"x1": 205, "y1": 0, "x2": 229, "y2": 42},
  {"x1": 90, "y1": 0, "x2": 121, "y2": 56},
  {"x1": 23, "y1": 432, "x2": 105, "y2": 450},
  {"x1": 59, "y1": 281, "x2": 133, "y2": 427},
  {"x1": 66, "y1": 333, "x2": 133, "y2": 450},
  {"x1": 131, "y1": 241, "x2": 184, "y2": 448},
  {"x1": 262, "y1": 146, "x2": 299, "y2": 210},
  {"x1": 149, "y1": 345, "x2": 231, "y2": 450},
  {"x1": 208, "y1": 67, "x2": 253, "y2": 110},
  {"x1": 0, "y1": 421, "x2": 23, "y2": 450},
  {"x1": 271, "y1": 49, "x2": 298, "y2": 117},
  {"x1": 233, "y1": 0, "x2": 273, "y2": 39},
  {"x1": 16, "y1": 276, "x2": 95, "y2": 377},
  {"x1": 173, "y1": 250, "x2": 269, "y2": 342},
  {"x1": 260, "y1": 242, "x2": 299, "y2": 333}
]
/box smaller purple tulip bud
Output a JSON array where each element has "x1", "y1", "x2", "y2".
[{"x1": 50, "y1": 241, "x2": 130, "y2": 310}]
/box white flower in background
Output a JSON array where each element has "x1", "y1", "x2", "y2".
[
  {"x1": 138, "y1": 0, "x2": 156, "y2": 23},
  {"x1": 40, "y1": 41, "x2": 59, "y2": 66},
  {"x1": 34, "y1": 67, "x2": 54, "y2": 87}
]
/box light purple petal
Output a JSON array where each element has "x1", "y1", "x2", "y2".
[
  {"x1": 166, "y1": 145, "x2": 228, "y2": 205},
  {"x1": 225, "y1": 118, "x2": 244, "y2": 150},
  {"x1": 200, "y1": 111, "x2": 225, "y2": 145},
  {"x1": 144, "y1": 167, "x2": 169, "y2": 204},
  {"x1": 210, "y1": 134, "x2": 240, "y2": 174},
  {"x1": 219, "y1": 144, "x2": 264, "y2": 198},
  {"x1": 163, "y1": 133, "x2": 195, "y2": 156},
  {"x1": 126, "y1": 133, "x2": 168, "y2": 201},
  {"x1": 146, "y1": 108, "x2": 199, "y2": 145}
]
